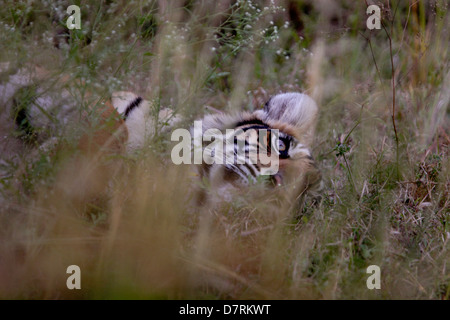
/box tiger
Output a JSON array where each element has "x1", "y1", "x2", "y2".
[{"x1": 1, "y1": 64, "x2": 321, "y2": 211}]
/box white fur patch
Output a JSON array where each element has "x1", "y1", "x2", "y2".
[{"x1": 111, "y1": 91, "x2": 181, "y2": 151}]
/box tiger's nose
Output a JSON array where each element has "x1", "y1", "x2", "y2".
[{"x1": 273, "y1": 173, "x2": 283, "y2": 186}]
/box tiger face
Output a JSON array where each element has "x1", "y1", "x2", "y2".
[{"x1": 194, "y1": 92, "x2": 322, "y2": 206}]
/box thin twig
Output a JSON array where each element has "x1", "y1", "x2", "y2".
[
  {"x1": 381, "y1": 19, "x2": 400, "y2": 179},
  {"x1": 359, "y1": 31, "x2": 386, "y2": 97},
  {"x1": 343, "y1": 153, "x2": 357, "y2": 192}
]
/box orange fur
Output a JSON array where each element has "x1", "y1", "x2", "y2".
[{"x1": 77, "y1": 100, "x2": 129, "y2": 156}]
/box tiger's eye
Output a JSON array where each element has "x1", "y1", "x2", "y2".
[{"x1": 279, "y1": 140, "x2": 286, "y2": 152}]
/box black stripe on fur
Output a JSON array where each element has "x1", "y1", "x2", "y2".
[
  {"x1": 234, "y1": 118, "x2": 267, "y2": 128},
  {"x1": 124, "y1": 96, "x2": 143, "y2": 119},
  {"x1": 12, "y1": 85, "x2": 38, "y2": 141}
]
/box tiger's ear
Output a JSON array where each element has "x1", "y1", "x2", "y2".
[{"x1": 261, "y1": 92, "x2": 318, "y2": 145}]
